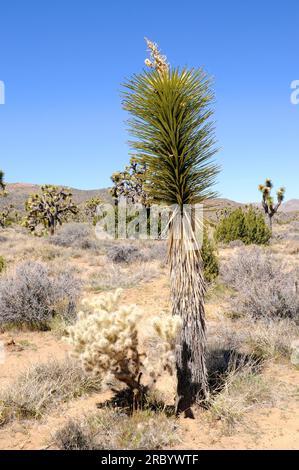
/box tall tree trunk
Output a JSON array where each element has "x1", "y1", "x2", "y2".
[{"x1": 169, "y1": 217, "x2": 208, "y2": 417}]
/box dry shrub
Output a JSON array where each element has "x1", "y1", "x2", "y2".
[
  {"x1": 141, "y1": 241, "x2": 167, "y2": 263},
  {"x1": 88, "y1": 263, "x2": 158, "y2": 292},
  {"x1": 0, "y1": 261, "x2": 82, "y2": 330},
  {"x1": 53, "y1": 409, "x2": 179, "y2": 450},
  {"x1": 52, "y1": 419, "x2": 97, "y2": 450},
  {"x1": 242, "y1": 319, "x2": 299, "y2": 360},
  {"x1": 0, "y1": 358, "x2": 101, "y2": 426},
  {"x1": 221, "y1": 246, "x2": 299, "y2": 321},
  {"x1": 50, "y1": 223, "x2": 98, "y2": 250},
  {"x1": 106, "y1": 244, "x2": 144, "y2": 264},
  {"x1": 208, "y1": 313, "x2": 299, "y2": 363},
  {"x1": 207, "y1": 359, "x2": 274, "y2": 432}
]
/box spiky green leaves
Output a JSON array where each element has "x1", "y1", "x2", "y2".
[{"x1": 122, "y1": 68, "x2": 219, "y2": 207}]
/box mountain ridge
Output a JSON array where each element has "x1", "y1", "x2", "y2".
[{"x1": 1, "y1": 183, "x2": 298, "y2": 214}]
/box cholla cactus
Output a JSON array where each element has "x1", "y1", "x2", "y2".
[
  {"x1": 23, "y1": 185, "x2": 78, "y2": 235},
  {"x1": 66, "y1": 289, "x2": 181, "y2": 409},
  {"x1": 258, "y1": 179, "x2": 285, "y2": 231},
  {"x1": 144, "y1": 38, "x2": 169, "y2": 75},
  {"x1": 67, "y1": 289, "x2": 144, "y2": 398},
  {"x1": 151, "y1": 316, "x2": 182, "y2": 376}
]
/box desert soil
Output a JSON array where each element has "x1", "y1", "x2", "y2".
[{"x1": 0, "y1": 273, "x2": 298, "y2": 450}]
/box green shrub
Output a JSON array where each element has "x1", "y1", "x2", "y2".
[
  {"x1": 0, "y1": 256, "x2": 5, "y2": 273},
  {"x1": 215, "y1": 207, "x2": 271, "y2": 245},
  {"x1": 201, "y1": 230, "x2": 219, "y2": 283}
]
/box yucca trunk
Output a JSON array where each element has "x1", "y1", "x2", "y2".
[
  {"x1": 168, "y1": 212, "x2": 208, "y2": 416},
  {"x1": 122, "y1": 44, "x2": 219, "y2": 416}
]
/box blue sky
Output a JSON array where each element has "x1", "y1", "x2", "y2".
[{"x1": 0, "y1": 0, "x2": 298, "y2": 202}]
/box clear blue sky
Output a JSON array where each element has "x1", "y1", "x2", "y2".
[{"x1": 0, "y1": 0, "x2": 298, "y2": 202}]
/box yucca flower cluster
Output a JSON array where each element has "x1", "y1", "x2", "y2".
[
  {"x1": 144, "y1": 37, "x2": 169, "y2": 74},
  {"x1": 66, "y1": 289, "x2": 181, "y2": 396}
]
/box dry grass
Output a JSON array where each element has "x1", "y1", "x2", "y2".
[
  {"x1": 208, "y1": 313, "x2": 299, "y2": 362},
  {"x1": 53, "y1": 408, "x2": 179, "y2": 450},
  {"x1": 87, "y1": 262, "x2": 159, "y2": 292},
  {"x1": 0, "y1": 358, "x2": 102, "y2": 426},
  {"x1": 243, "y1": 319, "x2": 299, "y2": 360},
  {"x1": 207, "y1": 359, "x2": 274, "y2": 433}
]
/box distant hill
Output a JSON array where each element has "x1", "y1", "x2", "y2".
[
  {"x1": 0, "y1": 183, "x2": 297, "y2": 217},
  {"x1": 0, "y1": 183, "x2": 112, "y2": 212},
  {"x1": 281, "y1": 199, "x2": 299, "y2": 213},
  {"x1": 0, "y1": 183, "x2": 243, "y2": 213}
]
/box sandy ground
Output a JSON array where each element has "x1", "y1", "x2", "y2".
[{"x1": 0, "y1": 272, "x2": 298, "y2": 450}]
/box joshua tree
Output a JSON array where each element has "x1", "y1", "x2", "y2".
[
  {"x1": 0, "y1": 205, "x2": 15, "y2": 228},
  {"x1": 84, "y1": 196, "x2": 102, "y2": 222},
  {"x1": 24, "y1": 185, "x2": 78, "y2": 235},
  {"x1": 258, "y1": 179, "x2": 285, "y2": 231},
  {"x1": 123, "y1": 38, "x2": 219, "y2": 415},
  {"x1": 0, "y1": 170, "x2": 7, "y2": 195},
  {"x1": 111, "y1": 158, "x2": 151, "y2": 206},
  {"x1": 0, "y1": 171, "x2": 14, "y2": 228}
]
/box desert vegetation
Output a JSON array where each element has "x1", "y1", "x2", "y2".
[
  {"x1": 0, "y1": 198, "x2": 298, "y2": 449},
  {"x1": 259, "y1": 179, "x2": 285, "y2": 231},
  {"x1": 0, "y1": 39, "x2": 298, "y2": 452},
  {"x1": 215, "y1": 207, "x2": 271, "y2": 245}
]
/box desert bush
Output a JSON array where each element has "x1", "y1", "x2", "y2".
[
  {"x1": 53, "y1": 409, "x2": 178, "y2": 450},
  {"x1": 52, "y1": 419, "x2": 97, "y2": 450},
  {"x1": 243, "y1": 319, "x2": 299, "y2": 360},
  {"x1": 201, "y1": 230, "x2": 219, "y2": 283},
  {"x1": 208, "y1": 311, "x2": 299, "y2": 364},
  {"x1": 140, "y1": 241, "x2": 167, "y2": 263},
  {"x1": 66, "y1": 289, "x2": 181, "y2": 409},
  {"x1": 50, "y1": 223, "x2": 98, "y2": 250},
  {"x1": 106, "y1": 244, "x2": 144, "y2": 264},
  {"x1": 0, "y1": 359, "x2": 101, "y2": 426},
  {"x1": 207, "y1": 360, "x2": 273, "y2": 431},
  {"x1": 215, "y1": 207, "x2": 271, "y2": 245},
  {"x1": 221, "y1": 246, "x2": 299, "y2": 321},
  {"x1": 88, "y1": 263, "x2": 158, "y2": 292},
  {"x1": 0, "y1": 256, "x2": 5, "y2": 273},
  {"x1": 0, "y1": 261, "x2": 82, "y2": 330}
]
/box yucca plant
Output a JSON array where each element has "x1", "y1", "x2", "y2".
[{"x1": 123, "y1": 39, "x2": 219, "y2": 415}]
